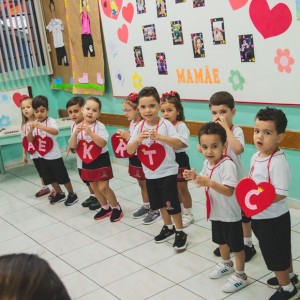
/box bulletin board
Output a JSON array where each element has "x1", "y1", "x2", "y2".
[{"x1": 99, "y1": 0, "x2": 300, "y2": 105}]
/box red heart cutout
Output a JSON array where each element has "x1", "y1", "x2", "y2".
[
  {"x1": 12, "y1": 93, "x2": 29, "y2": 107},
  {"x1": 22, "y1": 136, "x2": 36, "y2": 155},
  {"x1": 137, "y1": 143, "x2": 166, "y2": 171},
  {"x1": 100, "y1": 0, "x2": 123, "y2": 20},
  {"x1": 229, "y1": 0, "x2": 248, "y2": 10},
  {"x1": 122, "y1": 3, "x2": 134, "y2": 23},
  {"x1": 111, "y1": 133, "x2": 133, "y2": 158},
  {"x1": 33, "y1": 135, "x2": 54, "y2": 156},
  {"x1": 249, "y1": 0, "x2": 292, "y2": 39},
  {"x1": 117, "y1": 24, "x2": 128, "y2": 43},
  {"x1": 235, "y1": 178, "x2": 275, "y2": 217},
  {"x1": 77, "y1": 140, "x2": 102, "y2": 164}
]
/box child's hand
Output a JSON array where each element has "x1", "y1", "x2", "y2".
[
  {"x1": 82, "y1": 123, "x2": 92, "y2": 135},
  {"x1": 215, "y1": 116, "x2": 229, "y2": 131},
  {"x1": 148, "y1": 130, "x2": 161, "y2": 141},
  {"x1": 29, "y1": 121, "x2": 39, "y2": 129},
  {"x1": 183, "y1": 168, "x2": 196, "y2": 181},
  {"x1": 116, "y1": 129, "x2": 130, "y2": 140},
  {"x1": 194, "y1": 175, "x2": 210, "y2": 187},
  {"x1": 74, "y1": 123, "x2": 83, "y2": 134},
  {"x1": 137, "y1": 130, "x2": 149, "y2": 143}
]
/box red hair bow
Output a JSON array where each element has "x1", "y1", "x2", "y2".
[
  {"x1": 161, "y1": 91, "x2": 177, "y2": 99},
  {"x1": 128, "y1": 92, "x2": 138, "y2": 102}
]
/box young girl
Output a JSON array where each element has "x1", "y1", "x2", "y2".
[
  {"x1": 69, "y1": 96, "x2": 123, "y2": 222},
  {"x1": 160, "y1": 91, "x2": 194, "y2": 227},
  {"x1": 127, "y1": 86, "x2": 188, "y2": 251},
  {"x1": 20, "y1": 97, "x2": 50, "y2": 198},
  {"x1": 116, "y1": 93, "x2": 160, "y2": 225}
]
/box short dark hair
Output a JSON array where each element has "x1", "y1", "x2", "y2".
[
  {"x1": 66, "y1": 97, "x2": 85, "y2": 109},
  {"x1": 255, "y1": 107, "x2": 287, "y2": 134},
  {"x1": 209, "y1": 91, "x2": 235, "y2": 110},
  {"x1": 138, "y1": 86, "x2": 160, "y2": 104},
  {"x1": 32, "y1": 95, "x2": 48, "y2": 109},
  {"x1": 85, "y1": 96, "x2": 102, "y2": 112},
  {"x1": 198, "y1": 122, "x2": 227, "y2": 145}
]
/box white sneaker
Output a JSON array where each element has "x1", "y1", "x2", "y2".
[
  {"x1": 182, "y1": 213, "x2": 194, "y2": 227},
  {"x1": 209, "y1": 263, "x2": 234, "y2": 279},
  {"x1": 222, "y1": 274, "x2": 249, "y2": 293}
]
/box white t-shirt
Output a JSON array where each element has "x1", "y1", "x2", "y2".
[
  {"x1": 22, "y1": 122, "x2": 38, "y2": 159},
  {"x1": 129, "y1": 118, "x2": 179, "y2": 179},
  {"x1": 46, "y1": 19, "x2": 64, "y2": 48},
  {"x1": 75, "y1": 121, "x2": 109, "y2": 163},
  {"x1": 70, "y1": 122, "x2": 82, "y2": 169},
  {"x1": 174, "y1": 121, "x2": 190, "y2": 153},
  {"x1": 226, "y1": 126, "x2": 245, "y2": 181},
  {"x1": 200, "y1": 156, "x2": 241, "y2": 222},
  {"x1": 250, "y1": 150, "x2": 290, "y2": 220},
  {"x1": 31, "y1": 117, "x2": 61, "y2": 160}
]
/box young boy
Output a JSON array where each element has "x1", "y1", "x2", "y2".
[
  {"x1": 251, "y1": 107, "x2": 299, "y2": 300},
  {"x1": 209, "y1": 91, "x2": 256, "y2": 262},
  {"x1": 183, "y1": 122, "x2": 248, "y2": 293},
  {"x1": 66, "y1": 96, "x2": 104, "y2": 210},
  {"x1": 27, "y1": 95, "x2": 78, "y2": 206}
]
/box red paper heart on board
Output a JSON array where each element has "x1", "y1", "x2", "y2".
[
  {"x1": 249, "y1": 0, "x2": 292, "y2": 39},
  {"x1": 122, "y1": 3, "x2": 134, "y2": 23},
  {"x1": 33, "y1": 135, "x2": 53, "y2": 156},
  {"x1": 117, "y1": 24, "x2": 128, "y2": 43},
  {"x1": 12, "y1": 93, "x2": 29, "y2": 107},
  {"x1": 111, "y1": 133, "x2": 133, "y2": 158},
  {"x1": 229, "y1": 0, "x2": 248, "y2": 10},
  {"x1": 235, "y1": 178, "x2": 275, "y2": 217},
  {"x1": 137, "y1": 143, "x2": 166, "y2": 171},
  {"x1": 77, "y1": 140, "x2": 102, "y2": 164},
  {"x1": 22, "y1": 136, "x2": 36, "y2": 155},
  {"x1": 100, "y1": 0, "x2": 122, "y2": 20}
]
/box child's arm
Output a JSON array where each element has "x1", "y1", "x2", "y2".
[
  {"x1": 116, "y1": 129, "x2": 130, "y2": 140},
  {"x1": 22, "y1": 148, "x2": 28, "y2": 164},
  {"x1": 82, "y1": 123, "x2": 107, "y2": 148},
  {"x1": 27, "y1": 124, "x2": 34, "y2": 142},
  {"x1": 68, "y1": 124, "x2": 81, "y2": 149},
  {"x1": 148, "y1": 130, "x2": 182, "y2": 149},
  {"x1": 274, "y1": 194, "x2": 286, "y2": 203},
  {"x1": 29, "y1": 121, "x2": 59, "y2": 136}
]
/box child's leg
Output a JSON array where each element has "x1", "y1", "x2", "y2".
[
  {"x1": 88, "y1": 185, "x2": 94, "y2": 195},
  {"x1": 63, "y1": 181, "x2": 75, "y2": 194},
  {"x1": 160, "y1": 207, "x2": 172, "y2": 225},
  {"x1": 51, "y1": 182, "x2": 63, "y2": 194},
  {"x1": 98, "y1": 180, "x2": 118, "y2": 207},
  {"x1": 177, "y1": 181, "x2": 192, "y2": 211},
  {"x1": 89, "y1": 181, "x2": 108, "y2": 206},
  {"x1": 234, "y1": 250, "x2": 245, "y2": 272},
  {"x1": 219, "y1": 244, "x2": 231, "y2": 261},
  {"x1": 138, "y1": 179, "x2": 149, "y2": 204},
  {"x1": 171, "y1": 212, "x2": 183, "y2": 229},
  {"x1": 275, "y1": 270, "x2": 291, "y2": 286}
]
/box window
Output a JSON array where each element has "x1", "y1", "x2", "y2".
[{"x1": 0, "y1": 0, "x2": 52, "y2": 82}]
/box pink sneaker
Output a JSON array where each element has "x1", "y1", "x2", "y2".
[{"x1": 35, "y1": 187, "x2": 50, "y2": 197}]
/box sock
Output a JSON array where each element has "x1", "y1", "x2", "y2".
[
  {"x1": 244, "y1": 237, "x2": 253, "y2": 247},
  {"x1": 235, "y1": 270, "x2": 247, "y2": 280},
  {"x1": 143, "y1": 203, "x2": 150, "y2": 209},
  {"x1": 102, "y1": 204, "x2": 110, "y2": 210},
  {"x1": 223, "y1": 260, "x2": 233, "y2": 267},
  {"x1": 175, "y1": 228, "x2": 183, "y2": 232},
  {"x1": 184, "y1": 208, "x2": 192, "y2": 215},
  {"x1": 166, "y1": 224, "x2": 174, "y2": 230},
  {"x1": 42, "y1": 185, "x2": 47, "y2": 189},
  {"x1": 289, "y1": 272, "x2": 295, "y2": 279},
  {"x1": 282, "y1": 282, "x2": 294, "y2": 292},
  {"x1": 112, "y1": 205, "x2": 120, "y2": 210},
  {"x1": 91, "y1": 194, "x2": 96, "y2": 197}
]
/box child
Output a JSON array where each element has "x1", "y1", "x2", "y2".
[
  {"x1": 69, "y1": 96, "x2": 123, "y2": 222},
  {"x1": 20, "y1": 97, "x2": 50, "y2": 198},
  {"x1": 127, "y1": 86, "x2": 188, "y2": 251},
  {"x1": 209, "y1": 91, "x2": 256, "y2": 262},
  {"x1": 250, "y1": 107, "x2": 299, "y2": 299},
  {"x1": 160, "y1": 91, "x2": 194, "y2": 227},
  {"x1": 183, "y1": 122, "x2": 248, "y2": 293},
  {"x1": 27, "y1": 95, "x2": 78, "y2": 206},
  {"x1": 66, "y1": 96, "x2": 103, "y2": 210},
  {"x1": 116, "y1": 92, "x2": 161, "y2": 225}
]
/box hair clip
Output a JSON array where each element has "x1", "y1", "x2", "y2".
[
  {"x1": 161, "y1": 91, "x2": 178, "y2": 99},
  {"x1": 128, "y1": 92, "x2": 138, "y2": 102}
]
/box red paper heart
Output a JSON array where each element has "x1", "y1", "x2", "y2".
[
  {"x1": 235, "y1": 178, "x2": 275, "y2": 217},
  {"x1": 12, "y1": 93, "x2": 29, "y2": 107},
  {"x1": 33, "y1": 135, "x2": 53, "y2": 156},
  {"x1": 229, "y1": 0, "x2": 248, "y2": 10},
  {"x1": 249, "y1": 0, "x2": 292, "y2": 39},
  {"x1": 100, "y1": 0, "x2": 123, "y2": 20},
  {"x1": 22, "y1": 136, "x2": 36, "y2": 155},
  {"x1": 137, "y1": 143, "x2": 166, "y2": 171},
  {"x1": 111, "y1": 133, "x2": 133, "y2": 158},
  {"x1": 77, "y1": 140, "x2": 102, "y2": 164},
  {"x1": 117, "y1": 24, "x2": 128, "y2": 43},
  {"x1": 122, "y1": 3, "x2": 134, "y2": 23}
]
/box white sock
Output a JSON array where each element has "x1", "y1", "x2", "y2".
[
  {"x1": 184, "y1": 208, "x2": 192, "y2": 215},
  {"x1": 289, "y1": 272, "x2": 295, "y2": 279},
  {"x1": 282, "y1": 282, "x2": 294, "y2": 292},
  {"x1": 91, "y1": 194, "x2": 96, "y2": 197},
  {"x1": 102, "y1": 204, "x2": 110, "y2": 210},
  {"x1": 244, "y1": 237, "x2": 253, "y2": 247},
  {"x1": 166, "y1": 224, "x2": 173, "y2": 230},
  {"x1": 143, "y1": 203, "x2": 150, "y2": 209},
  {"x1": 223, "y1": 260, "x2": 233, "y2": 267},
  {"x1": 175, "y1": 228, "x2": 183, "y2": 232}
]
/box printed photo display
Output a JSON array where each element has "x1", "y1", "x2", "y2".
[
  {"x1": 171, "y1": 20, "x2": 184, "y2": 45},
  {"x1": 133, "y1": 46, "x2": 145, "y2": 67},
  {"x1": 239, "y1": 34, "x2": 255, "y2": 62},
  {"x1": 175, "y1": 0, "x2": 186, "y2": 3},
  {"x1": 191, "y1": 33, "x2": 205, "y2": 58},
  {"x1": 193, "y1": 0, "x2": 205, "y2": 8},
  {"x1": 156, "y1": 0, "x2": 167, "y2": 17},
  {"x1": 136, "y1": 0, "x2": 146, "y2": 14},
  {"x1": 156, "y1": 52, "x2": 168, "y2": 75},
  {"x1": 143, "y1": 24, "x2": 157, "y2": 41},
  {"x1": 211, "y1": 17, "x2": 226, "y2": 45}
]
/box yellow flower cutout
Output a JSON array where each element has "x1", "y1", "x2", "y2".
[{"x1": 132, "y1": 72, "x2": 142, "y2": 90}]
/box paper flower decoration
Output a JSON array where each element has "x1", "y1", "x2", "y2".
[
  {"x1": 274, "y1": 49, "x2": 294, "y2": 73},
  {"x1": 228, "y1": 70, "x2": 245, "y2": 91},
  {"x1": 132, "y1": 72, "x2": 142, "y2": 90},
  {"x1": 0, "y1": 115, "x2": 11, "y2": 127}
]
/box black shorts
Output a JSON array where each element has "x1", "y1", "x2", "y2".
[
  {"x1": 81, "y1": 34, "x2": 95, "y2": 57},
  {"x1": 146, "y1": 174, "x2": 181, "y2": 215},
  {"x1": 128, "y1": 155, "x2": 145, "y2": 180},
  {"x1": 78, "y1": 168, "x2": 90, "y2": 186},
  {"x1": 211, "y1": 220, "x2": 244, "y2": 252},
  {"x1": 175, "y1": 152, "x2": 190, "y2": 182},
  {"x1": 55, "y1": 46, "x2": 69, "y2": 66},
  {"x1": 38, "y1": 157, "x2": 70, "y2": 185},
  {"x1": 33, "y1": 157, "x2": 43, "y2": 178},
  {"x1": 241, "y1": 210, "x2": 251, "y2": 223},
  {"x1": 252, "y1": 212, "x2": 291, "y2": 271}
]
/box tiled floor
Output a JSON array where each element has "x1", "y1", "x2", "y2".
[{"x1": 1, "y1": 156, "x2": 300, "y2": 300}]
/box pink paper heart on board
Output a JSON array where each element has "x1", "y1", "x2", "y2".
[
  {"x1": 12, "y1": 93, "x2": 29, "y2": 107},
  {"x1": 122, "y1": 3, "x2": 134, "y2": 23},
  {"x1": 229, "y1": 0, "x2": 248, "y2": 10},
  {"x1": 100, "y1": 0, "x2": 123, "y2": 20},
  {"x1": 249, "y1": 0, "x2": 292, "y2": 39},
  {"x1": 117, "y1": 24, "x2": 128, "y2": 43}
]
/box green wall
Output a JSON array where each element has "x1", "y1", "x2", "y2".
[{"x1": 1, "y1": 62, "x2": 299, "y2": 201}]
